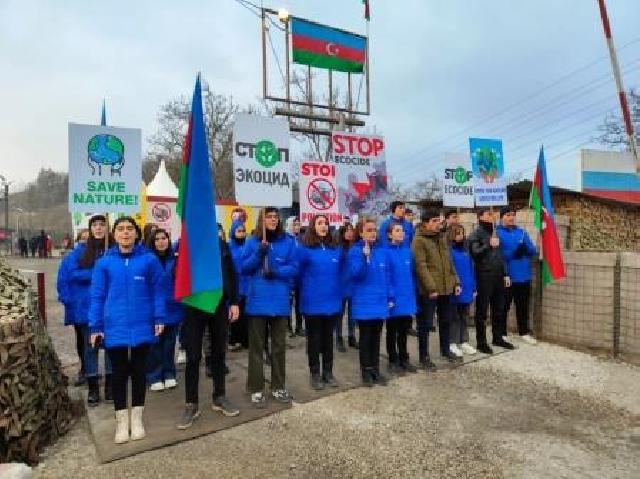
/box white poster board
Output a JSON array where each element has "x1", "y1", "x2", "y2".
[
  {"x1": 233, "y1": 113, "x2": 292, "y2": 207},
  {"x1": 299, "y1": 161, "x2": 343, "y2": 226},
  {"x1": 469, "y1": 137, "x2": 508, "y2": 206},
  {"x1": 147, "y1": 198, "x2": 180, "y2": 238},
  {"x1": 68, "y1": 123, "x2": 142, "y2": 213},
  {"x1": 330, "y1": 132, "x2": 389, "y2": 216},
  {"x1": 443, "y1": 152, "x2": 475, "y2": 208}
]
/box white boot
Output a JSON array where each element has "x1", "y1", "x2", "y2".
[
  {"x1": 114, "y1": 409, "x2": 129, "y2": 444},
  {"x1": 130, "y1": 406, "x2": 146, "y2": 441}
]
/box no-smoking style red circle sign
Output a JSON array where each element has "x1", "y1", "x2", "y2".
[{"x1": 307, "y1": 178, "x2": 336, "y2": 211}]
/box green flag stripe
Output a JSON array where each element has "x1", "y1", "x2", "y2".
[
  {"x1": 293, "y1": 50, "x2": 364, "y2": 73},
  {"x1": 176, "y1": 163, "x2": 188, "y2": 219},
  {"x1": 530, "y1": 186, "x2": 542, "y2": 231},
  {"x1": 182, "y1": 290, "x2": 223, "y2": 313},
  {"x1": 541, "y1": 259, "x2": 553, "y2": 286}
]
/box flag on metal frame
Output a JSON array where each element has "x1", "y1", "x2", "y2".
[
  {"x1": 174, "y1": 74, "x2": 223, "y2": 312},
  {"x1": 529, "y1": 147, "x2": 566, "y2": 286}
]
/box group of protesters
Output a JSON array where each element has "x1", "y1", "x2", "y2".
[{"x1": 56, "y1": 201, "x2": 538, "y2": 445}]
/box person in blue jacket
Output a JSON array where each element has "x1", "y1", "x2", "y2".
[
  {"x1": 286, "y1": 216, "x2": 304, "y2": 336},
  {"x1": 68, "y1": 215, "x2": 113, "y2": 406},
  {"x1": 228, "y1": 220, "x2": 249, "y2": 349},
  {"x1": 378, "y1": 200, "x2": 414, "y2": 248},
  {"x1": 448, "y1": 225, "x2": 478, "y2": 357},
  {"x1": 348, "y1": 216, "x2": 394, "y2": 387},
  {"x1": 385, "y1": 223, "x2": 418, "y2": 374},
  {"x1": 146, "y1": 229, "x2": 183, "y2": 391},
  {"x1": 334, "y1": 223, "x2": 357, "y2": 351},
  {"x1": 497, "y1": 206, "x2": 538, "y2": 344},
  {"x1": 89, "y1": 216, "x2": 165, "y2": 445},
  {"x1": 56, "y1": 228, "x2": 89, "y2": 386},
  {"x1": 242, "y1": 207, "x2": 298, "y2": 408},
  {"x1": 298, "y1": 214, "x2": 343, "y2": 390}
]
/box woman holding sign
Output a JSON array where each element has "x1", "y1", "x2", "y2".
[
  {"x1": 88, "y1": 216, "x2": 165, "y2": 444},
  {"x1": 348, "y1": 217, "x2": 394, "y2": 387},
  {"x1": 297, "y1": 214, "x2": 343, "y2": 390}
]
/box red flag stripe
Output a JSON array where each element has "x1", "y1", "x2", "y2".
[
  {"x1": 174, "y1": 220, "x2": 192, "y2": 299},
  {"x1": 291, "y1": 35, "x2": 366, "y2": 63}
]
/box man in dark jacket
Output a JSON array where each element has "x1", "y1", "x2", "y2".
[
  {"x1": 177, "y1": 237, "x2": 240, "y2": 429},
  {"x1": 468, "y1": 208, "x2": 514, "y2": 354}
]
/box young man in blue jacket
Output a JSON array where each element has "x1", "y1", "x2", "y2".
[
  {"x1": 378, "y1": 201, "x2": 414, "y2": 248},
  {"x1": 497, "y1": 206, "x2": 538, "y2": 345}
]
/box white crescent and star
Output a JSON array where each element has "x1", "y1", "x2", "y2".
[{"x1": 326, "y1": 42, "x2": 338, "y2": 56}]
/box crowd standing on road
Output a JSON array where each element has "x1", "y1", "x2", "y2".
[{"x1": 57, "y1": 201, "x2": 539, "y2": 444}]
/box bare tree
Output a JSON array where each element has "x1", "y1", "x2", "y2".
[
  {"x1": 390, "y1": 173, "x2": 442, "y2": 203},
  {"x1": 596, "y1": 88, "x2": 640, "y2": 149}
]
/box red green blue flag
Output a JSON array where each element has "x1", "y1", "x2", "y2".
[
  {"x1": 175, "y1": 74, "x2": 223, "y2": 312},
  {"x1": 291, "y1": 18, "x2": 366, "y2": 73},
  {"x1": 529, "y1": 147, "x2": 566, "y2": 286}
]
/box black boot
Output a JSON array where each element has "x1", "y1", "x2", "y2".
[
  {"x1": 87, "y1": 377, "x2": 100, "y2": 407},
  {"x1": 310, "y1": 373, "x2": 325, "y2": 390},
  {"x1": 104, "y1": 374, "x2": 113, "y2": 403},
  {"x1": 73, "y1": 370, "x2": 86, "y2": 387},
  {"x1": 348, "y1": 336, "x2": 358, "y2": 349},
  {"x1": 336, "y1": 336, "x2": 347, "y2": 353}
]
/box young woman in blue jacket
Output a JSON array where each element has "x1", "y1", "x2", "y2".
[
  {"x1": 228, "y1": 220, "x2": 249, "y2": 349},
  {"x1": 241, "y1": 207, "x2": 298, "y2": 408},
  {"x1": 385, "y1": 223, "x2": 418, "y2": 374},
  {"x1": 146, "y1": 229, "x2": 183, "y2": 391},
  {"x1": 449, "y1": 225, "x2": 478, "y2": 357},
  {"x1": 348, "y1": 216, "x2": 394, "y2": 387},
  {"x1": 298, "y1": 214, "x2": 343, "y2": 390},
  {"x1": 89, "y1": 216, "x2": 165, "y2": 444},
  {"x1": 334, "y1": 223, "x2": 357, "y2": 351},
  {"x1": 68, "y1": 215, "x2": 113, "y2": 406}
]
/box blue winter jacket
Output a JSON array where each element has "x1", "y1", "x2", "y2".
[
  {"x1": 339, "y1": 246, "x2": 353, "y2": 299},
  {"x1": 348, "y1": 241, "x2": 394, "y2": 321},
  {"x1": 386, "y1": 244, "x2": 417, "y2": 317},
  {"x1": 156, "y1": 251, "x2": 184, "y2": 326},
  {"x1": 241, "y1": 234, "x2": 298, "y2": 316},
  {"x1": 287, "y1": 233, "x2": 302, "y2": 289},
  {"x1": 229, "y1": 221, "x2": 249, "y2": 297},
  {"x1": 450, "y1": 244, "x2": 477, "y2": 305},
  {"x1": 378, "y1": 217, "x2": 414, "y2": 248},
  {"x1": 298, "y1": 243, "x2": 343, "y2": 316},
  {"x1": 57, "y1": 247, "x2": 81, "y2": 326},
  {"x1": 68, "y1": 243, "x2": 105, "y2": 325},
  {"x1": 496, "y1": 225, "x2": 537, "y2": 283},
  {"x1": 88, "y1": 245, "x2": 166, "y2": 348}
]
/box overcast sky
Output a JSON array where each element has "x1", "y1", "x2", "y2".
[{"x1": 2, "y1": 0, "x2": 639, "y2": 191}]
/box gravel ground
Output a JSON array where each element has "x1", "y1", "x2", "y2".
[{"x1": 6, "y1": 258, "x2": 639, "y2": 478}]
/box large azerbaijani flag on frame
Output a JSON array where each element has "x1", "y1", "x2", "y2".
[
  {"x1": 529, "y1": 147, "x2": 566, "y2": 286},
  {"x1": 291, "y1": 18, "x2": 366, "y2": 73},
  {"x1": 174, "y1": 75, "x2": 223, "y2": 312}
]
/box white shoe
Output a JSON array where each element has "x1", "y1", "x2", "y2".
[
  {"x1": 150, "y1": 381, "x2": 165, "y2": 391},
  {"x1": 449, "y1": 344, "x2": 463, "y2": 358},
  {"x1": 460, "y1": 342, "x2": 478, "y2": 355},
  {"x1": 521, "y1": 334, "x2": 538, "y2": 345},
  {"x1": 176, "y1": 350, "x2": 187, "y2": 364},
  {"x1": 114, "y1": 409, "x2": 129, "y2": 444},
  {"x1": 130, "y1": 406, "x2": 146, "y2": 441},
  {"x1": 164, "y1": 378, "x2": 177, "y2": 389},
  {"x1": 502, "y1": 335, "x2": 508, "y2": 342}
]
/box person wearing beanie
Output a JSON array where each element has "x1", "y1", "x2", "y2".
[
  {"x1": 68, "y1": 214, "x2": 113, "y2": 407},
  {"x1": 468, "y1": 207, "x2": 514, "y2": 354},
  {"x1": 378, "y1": 200, "x2": 414, "y2": 248},
  {"x1": 412, "y1": 209, "x2": 462, "y2": 369},
  {"x1": 496, "y1": 207, "x2": 538, "y2": 345}
]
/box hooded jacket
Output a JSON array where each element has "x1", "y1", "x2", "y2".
[
  {"x1": 229, "y1": 220, "x2": 249, "y2": 297},
  {"x1": 411, "y1": 226, "x2": 459, "y2": 296},
  {"x1": 297, "y1": 242, "x2": 343, "y2": 316},
  {"x1": 496, "y1": 224, "x2": 537, "y2": 283},
  {"x1": 348, "y1": 240, "x2": 394, "y2": 321},
  {"x1": 241, "y1": 233, "x2": 298, "y2": 316},
  {"x1": 68, "y1": 241, "x2": 106, "y2": 324},
  {"x1": 154, "y1": 247, "x2": 184, "y2": 326},
  {"x1": 57, "y1": 246, "x2": 82, "y2": 326},
  {"x1": 386, "y1": 243, "x2": 417, "y2": 317},
  {"x1": 88, "y1": 244, "x2": 166, "y2": 348}
]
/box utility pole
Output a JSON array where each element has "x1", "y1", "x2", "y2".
[{"x1": 597, "y1": 0, "x2": 640, "y2": 173}]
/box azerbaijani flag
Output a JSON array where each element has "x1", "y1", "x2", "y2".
[
  {"x1": 174, "y1": 75, "x2": 223, "y2": 312},
  {"x1": 291, "y1": 18, "x2": 366, "y2": 73},
  {"x1": 529, "y1": 147, "x2": 566, "y2": 286}
]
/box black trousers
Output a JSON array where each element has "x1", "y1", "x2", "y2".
[
  {"x1": 305, "y1": 315, "x2": 337, "y2": 375},
  {"x1": 182, "y1": 303, "x2": 227, "y2": 404},
  {"x1": 289, "y1": 289, "x2": 304, "y2": 333},
  {"x1": 386, "y1": 316, "x2": 412, "y2": 364},
  {"x1": 74, "y1": 324, "x2": 85, "y2": 374},
  {"x1": 504, "y1": 281, "x2": 532, "y2": 336},
  {"x1": 357, "y1": 320, "x2": 383, "y2": 374},
  {"x1": 475, "y1": 271, "x2": 506, "y2": 346},
  {"x1": 229, "y1": 297, "x2": 248, "y2": 348},
  {"x1": 107, "y1": 345, "x2": 149, "y2": 411}
]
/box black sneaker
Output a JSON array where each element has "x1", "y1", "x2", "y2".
[
  {"x1": 322, "y1": 372, "x2": 339, "y2": 388},
  {"x1": 492, "y1": 340, "x2": 515, "y2": 350},
  {"x1": 400, "y1": 362, "x2": 418, "y2": 373},
  {"x1": 477, "y1": 343, "x2": 494, "y2": 355},
  {"x1": 103, "y1": 375, "x2": 113, "y2": 403},
  {"x1": 371, "y1": 370, "x2": 388, "y2": 386},
  {"x1": 311, "y1": 374, "x2": 325, "y2": 390},
  {"x1": 272, "y1": 389, "x2": 293, "y2": 404},
  {"x1": 176, "y1": 403, "x2": 201, "y2": 430},
  {"x1": 87, "y1": 378, "x2": 100, "y2": 407},
  {"x1": 419, "y1": 358, "x2": 437, "y2": 371},
  {"x1": 348, "y1": 336, "x2": 359, "y2": 349},
  {"x1": 361, "y1": 372, "x2": 374, "y2": 387},
  {"x1": 443, "y1": 353, "x2": 463, "y2": 363},
  {"x1": 336, "y1": 337, "x2": 347, "y2": 353},
  {"x1": 211, "y1": 396, "x2": 240, "y2": 417},
  {"x1": 387, "y1": 362, "x2": 403, "y2": 375},
  {"x1": 429, "y1": 326, "x2": 437, "y2": 332}
]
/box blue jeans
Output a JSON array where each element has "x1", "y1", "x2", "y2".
[
  {"x1": 417, "y1": 295, "x2": 453, "y2": 359},
  {"x1": 335, "y1": 299, "x2": 356, "y2": 338},
  {"x1": 146, "y1": 324, "x2": 178, "y2": 383},
  {"x1": 82, "y1": 324, "x2": 112, "y2": 378}
]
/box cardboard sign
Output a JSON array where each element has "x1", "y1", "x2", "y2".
[
  {"x1": 469, "y1": 137, "x2": 508, "y2": 206},
  {"x1": 299, "y1": 161, "x2": 343, "y2": 225},
  {"x1": 443, "y1": 152, "x2": 474, "y2": 208}
]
